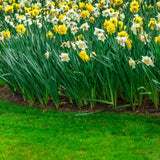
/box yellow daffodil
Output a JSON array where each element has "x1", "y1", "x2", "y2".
[
  {"x1": 81, "y1": 10, "x2": 89, "y2": 19},
  {"x1": 58, "y1": 25, "x2": 68, "y2": 35},
  {"x1": 3, "y1": 29, "x2": 11, "y2": 39},
  {"x1": 79, "y1": 50, "x2": 90, "y2": 62},
  {"x1": 15, "y1": 24, "x2": 26, "y2": 34},
  {"x1": 46, "y1": 31, "x2": 54, "y2": 39}
]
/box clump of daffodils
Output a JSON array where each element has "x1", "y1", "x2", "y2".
[
  {"x1": 0, "y1": 0, "x2": 159, "y2": 69},
  {"x1": 1, "y1": 0, "x2": 160, "y2": 110}
]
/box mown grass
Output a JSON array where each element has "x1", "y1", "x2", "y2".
[{"x1": 0, "y1": 100, "x2": 160, "y2": 160}]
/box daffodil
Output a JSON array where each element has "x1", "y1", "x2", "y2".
[
  {"x1": 75, "y1": 40, "x2": 88, "y2": 50},
  {"x1": 60, "y1": 53, "x2": 70, "y2": 62},
  {"x1": 15, "y1": 24, "x2": 26, "y2": 34},
  {"x1": 58, "y1": 24, "x2": 68, "y2": 35},
  {"x1": 44, "y1": 51, "x2": 50, "y2": 59},
  {"x1": 79, "y1": 50, "x2": 90, "y2": 62},
  {"x1": 129, "y1": 57, "x2": 136, "y2": 69},
  {"x1": 141, "y1": 56, "x2": 154, "y2": 67}
]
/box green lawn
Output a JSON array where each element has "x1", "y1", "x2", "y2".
[{"x1": 0, "y1": 100, "x2": 160, "y2": 160}]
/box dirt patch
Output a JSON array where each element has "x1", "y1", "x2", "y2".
[{"x1": 0, "y1": 85, "x2": 160, "y2": 117}]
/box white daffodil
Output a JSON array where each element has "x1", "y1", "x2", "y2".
[
  {"x1": 67, "y1": 21, "x2": 77, "y2": 28},
  {"x1": 0, "y1": 32, "x2": 4, "y2": 42},
  {"x1": 44, "y1": 51, "x2": 50, "y2": 59},
  {"x1": 37, "y1": 22, "x2": 42, "y2": 28},
  {"x1": 44, "y1": 15, "x2": 50, "y2": 22},
  {"x1": 139, "y1": 33, "x2": 151, "y2": 44},
  {"x1": 97, "y1": 33, "x2": 106, "y2": 42},
  {"x1": 88, "y1": 0, "x2": 93, "y2": 3},
  {"x1": 156, "y1": 23, "x2": 160, "y2": 30},
  {"x1": 134, "y1": 14, "x2": 139, "y2": 17},
  {"x1": 103, "y1": 4, "x2": 109, "y2": 9},
  {"x1": 131, "y1": 23, "x2": 140, "y2": 35},
  {"x1": 102, "y1": 9, "x2": 110, "y2": 17},
  {"x1": 115, "y1": 36, "x2": 127, "y2": 47},
  {"x1": 15, "y1": 13, "x2": 20, "y2": 19},
  {"x1": 9, "y1": 22, "x2": 15, "y2": 27},
  {"x1": 95, "y1": 3, "x2": 99, "y2": 8},
  {"x1": 80, "y1": 23, "x2": 90, "y2": 31},
  {"x1": 23, "y1": 19, "x2": 32, "y2": 26},
  {"x1": 61, "y1": 41, "x2": 70, "y2": 48},
  {"x1": 19, "y1": 0, "x2": 31, "y2": 7},
  {"x1": 5, "y1": 16, "x2": 11, "y2": 23},
  {"x1": 102, "y1": 0, "x2": 110, "y2": 5},
  {"x1": 60, "y1": 5, "x2": 67, "y2": 11},
  {"x1": 51, "y1": 8, "x2": 60, "y2": 15},
  {"x1": 156, "y1": 13, "x2": 160, "y2": 21},
  {"x1": 141, "y1": 56, "x2": 154, "y2": 67},
  {"x1": 18, "y1": 15, "x2": 26, "y2": 23},
  {"x1": 110, "y1": 12, "x2": 119, "y2": 18},
  {"x1": 90, "y1": 52, "x2": 97, "y2": 58},
  {"x1": 75, "y1": 40, "x2": 88, "y2": 50},
  {"x1": 25, "y1": 12, "x2": 31, "y2": 17},
  {"x1": 61, "y1": 16, "x2": 71, "y2": 25},
  {"x1": 93, "y1": 7, "x2": 99, "y2": 13},
  {"x1": 73, "y1": 13, "x2": 80, "y2": 23},
  {"x1": 123, "y1": 2, "x2": 129, "y2": 9},
  {"x1": 71, "y1": 42, "x2": 76, "y2": 50},
  {"x1": 36, "y1": 2, "x2": 42, "y2": 8},
  {"x1": 94, "y1": 28, "x2": 105, "y2": 36},
  {"x1": 119, "y1": 13, "x2": 125, "y2": 21},
  {"x1": 129, "y1": 57, "x2": 136, "y2": 69},
  {"x1": 92, "y1": 7, "x2": 100, "y2": 17},
  {"x1": 66, "y1": 9, "x2": 77, "y2": 19},
  {"x1": 70, "y1": 27, "x2": 79, "y2": 35},
  {"x1": 59, "y1": 53, "x2": 70, "y2": 62},
  {"x1": 51, "y1": 16, "x2": 59, "y2": 25},
  {"x1": 46, "y1": 0, "x2": 52, "y2": 6},
  {"x1": 93, "y1": 10, "x2": 100, "y2": 18}
]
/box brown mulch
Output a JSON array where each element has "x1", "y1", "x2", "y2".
[{"x1": 0, "y1": 85, "x2": 160, "y2": 117}]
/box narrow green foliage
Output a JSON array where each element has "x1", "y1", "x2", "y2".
[{"x1": 1, "y1": 0, "x2": 160, "y2": 109}]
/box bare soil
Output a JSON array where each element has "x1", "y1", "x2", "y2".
[{"x1": 0, "y1": 85, "x2": 160, "y2": 117}]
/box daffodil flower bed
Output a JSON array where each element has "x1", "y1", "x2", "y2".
[{"x1": 0, "y1": 0, "x2": 160, "y2": 109}]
